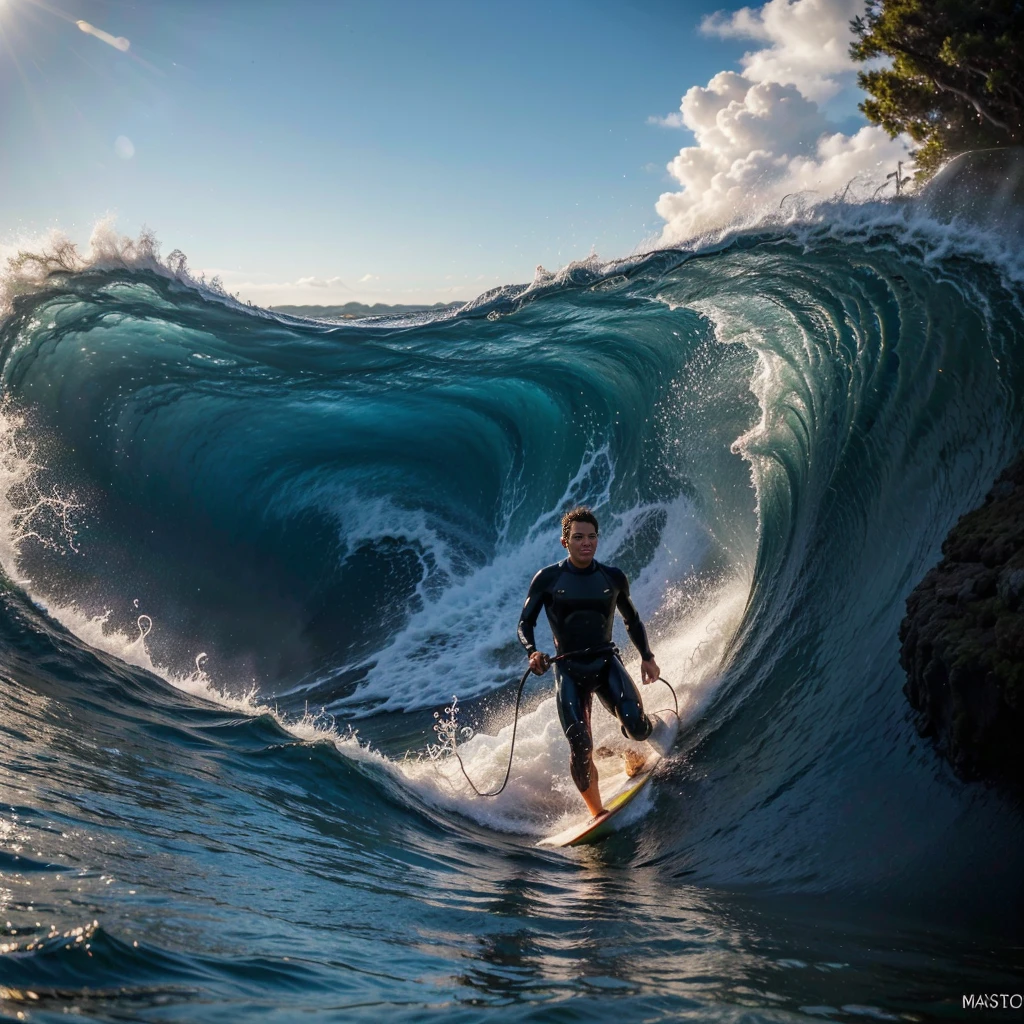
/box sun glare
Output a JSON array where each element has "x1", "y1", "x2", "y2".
[{"x1": 77, "y1": 19, "x2": 130, "y2": 52}]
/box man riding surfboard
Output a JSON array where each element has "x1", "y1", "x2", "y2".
[{"x1": 517, "y1": 506, "x2": 672, "y2": 820}]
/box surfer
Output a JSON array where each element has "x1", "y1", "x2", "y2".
[{"x1": 517, "y1": 506, "x2": 669, "y2": 819}]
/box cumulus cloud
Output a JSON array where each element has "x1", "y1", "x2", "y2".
[
  {"x1": 701, "y1": 0, "x2": 863, "y2": 101},
  {"x1": 653, "y1": 0, "x2": 910, "y2": 244}
]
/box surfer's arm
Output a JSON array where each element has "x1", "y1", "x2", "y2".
[
  {"x1": 612, "y1": 571, "x2": 655, "y2": 662},
  {"x1": 517, "y1": 570, "x2": 547, "y2": 655},
  {"x1": 620, "y1": 590, "x2": 661, "y2": 685}
]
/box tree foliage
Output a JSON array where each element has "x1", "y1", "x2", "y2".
[{"x1": 850, "y1": 0, "x2": 1024, "y2": 178}]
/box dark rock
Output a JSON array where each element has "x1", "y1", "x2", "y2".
[
  {"x1": 900, "y1": 451, "x2": 1024, "y2": 794},
  {"x1": 998, "y1": 564, "x2": 1024, "y2": 610}
]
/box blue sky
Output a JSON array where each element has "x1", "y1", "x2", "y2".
[{"x1": 0, "y1": 0, "x2": 888, "y2": 305}]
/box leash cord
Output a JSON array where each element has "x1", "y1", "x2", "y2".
[
  {"x1": 656, "y1": 676, "x2": 679, "y2": 718},
  {"x1": 449, "y1": 644, "x2": 673, "y2": 798},
  {"x1": 450, "y1": 663, "x2": 533, "y2": 797}
]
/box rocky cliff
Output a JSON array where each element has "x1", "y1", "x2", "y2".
[{"x1": 900, "y1": 452, "x2": 1024, "y2": 792}]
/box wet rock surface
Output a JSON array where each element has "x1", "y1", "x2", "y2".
[{"x1": 900, "y1": 452, "x2": 1024, "y2": 793}]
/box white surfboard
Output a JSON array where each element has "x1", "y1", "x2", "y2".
[{"x1": 537, "y1": 710, "x2": 679, "y2": 848}]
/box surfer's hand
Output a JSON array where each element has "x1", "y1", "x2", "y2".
[
  {"x1": 529, "y1": 651, "x2": 551, "y2": 675},
  {"x1": 640, "y1": 658, "x2": 660, "y2": 685}
]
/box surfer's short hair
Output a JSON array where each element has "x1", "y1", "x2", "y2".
[{"x1": 561, "y1": 506, "x2": 599, "y2": 542}]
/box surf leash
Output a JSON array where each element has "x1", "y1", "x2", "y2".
[
  {"x1": 655, "y1": 676, "x2": 679, "y2": 718},
  {"x1": 448, "y1": 663, "x2": 534, "y2": 798},
  {"x1": 449, "y1": 643, "x2": 653, "y2": 799}
]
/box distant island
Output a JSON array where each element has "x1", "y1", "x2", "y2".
[{"x1": 270, "y1": 301, "x2": 464, "y2": 320}]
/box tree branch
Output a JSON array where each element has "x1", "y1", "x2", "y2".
[{"x1": 929, "y1": 77, "x2": 1012, "y2": 131}]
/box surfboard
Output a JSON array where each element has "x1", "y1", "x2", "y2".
[{"x1": 537, "y1": 710, "x2": 679, "y2": 848}]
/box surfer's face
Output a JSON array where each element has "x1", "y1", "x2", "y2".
[{"x1": 561, "y1": 523, "x2": 598, "y2": 567}]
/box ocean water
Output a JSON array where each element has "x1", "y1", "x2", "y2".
[{"x1": 1, "y1": 186, "x2": 1023, "y2": 1021}]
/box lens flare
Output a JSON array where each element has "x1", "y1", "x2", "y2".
[{"x1": 76, "y1": 19, "x2": 130, "y2": 52}]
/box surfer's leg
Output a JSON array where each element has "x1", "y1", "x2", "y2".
[
  {"x1": 555, "y1": 668, "x2": 603, "y2": 814},
  {"x1": 556, "y1": 670, "x2": 595, "y2": 790},
  {"x1": 598, "y1": 658, "x2": 653, "y2": 742}
]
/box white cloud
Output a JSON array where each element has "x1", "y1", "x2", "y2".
[
  {"x1": 647, "y1": 112, "x2": 687, "y2": 129},
  {"x1": 701, "y1": 0, "x2": 864, "y2": 102},
  {"x1": 701, "y1": 7, "x2": 772, "y2": 41},
  {"x1": 358, "y1": 273, "x2": 380, "y2": 283},
  {"x1": 294, "y1": 275, "x2": 345, "y2": 288},
  {"x1": 653, "y1": 0, "x2": 910, "y2": 244},
  {"x1": 193, "y1": 270, "x2": 355, "y2": 306}
]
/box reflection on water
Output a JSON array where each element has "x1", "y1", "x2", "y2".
[{"x1": 1, "y1": 638, "x2": 1022, "y2": 1022}]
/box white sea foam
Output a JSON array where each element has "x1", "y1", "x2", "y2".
[
  {"x1": 0, "y1": 220, "x2": 253, "y2": 322},
  {"x1": 0, "y1": 395, "x2": 750, "y2": 837},
  {"x1": 312, "y1": 445, "x2": 751, "y2": 836},
  {"x1": 314, "y1": 445, "x2": 727, "y2": 714},
  {"x1": 669, "y1": 195, "x2": 1024, "y2": 296},
  {"x1": 401, "y1": 581, "x2": 748, "y2": 837}
]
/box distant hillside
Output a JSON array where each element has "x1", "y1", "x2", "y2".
[{"x1": 270, "y1": 301, "x2": 463, "y2": 320}]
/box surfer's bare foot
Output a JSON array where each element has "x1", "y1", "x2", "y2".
[{"x1": 591, "y1": 808, "x2": 609, "y2": 821}]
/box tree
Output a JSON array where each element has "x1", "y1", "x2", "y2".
[{"x1": 850, "y1": 0, "x2": 1024, "y2": 178}]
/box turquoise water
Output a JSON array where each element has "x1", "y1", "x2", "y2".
[{"x1": 1, "y1": 197, "x2": 1022, "y2": 1021}]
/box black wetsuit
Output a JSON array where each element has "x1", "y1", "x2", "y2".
[{"x1": 517, "y1": 558, "x2": 654, "y2": 791}]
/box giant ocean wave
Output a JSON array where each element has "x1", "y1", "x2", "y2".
[{"x1": 1, "y1": 174, "x2": 1023, "y2": 1020}]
